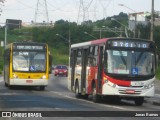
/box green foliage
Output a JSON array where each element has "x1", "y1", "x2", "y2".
[
  {"x1": 0, "y1": 46, "x2": 4, "y2": 74},
  {"x1": 156, "y1": 66, "x2": 160, "y2": 80},
  {"x1": 0, "y1": 12, "x2": 160, "y2": 72},
  {"x1": 50, "y1": 48, "x2": 69, "y2": 65},
  {"x1": 154, "y1": 26, "x2": 160, "y2": 54}
]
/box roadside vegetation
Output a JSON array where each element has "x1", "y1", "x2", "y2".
[
  {"x1": 156, "y1": 65, "x2": 160, "y2": 80},
  {"x1": 0, "y1": 12, "x2": 160, "y2": 76}
]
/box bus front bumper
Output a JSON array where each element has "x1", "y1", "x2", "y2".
[
  {"x1": 102, "y1": 83, "x2": 155, "y2": 97},
  {"x1": 9, "y1": 78, "x2": 48, "y2": 86}
]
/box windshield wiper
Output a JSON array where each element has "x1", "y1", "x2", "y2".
[
  {"x1": 119, "y1": 51, "x2": 127, "y2": 69},
  {"x1": 135, "y1": 52, "x2": 144, "y2": 66}
]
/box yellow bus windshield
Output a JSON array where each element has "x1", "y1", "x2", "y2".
[{"x1": 13, "y1": 51, "x2": 46, "y2": 72}]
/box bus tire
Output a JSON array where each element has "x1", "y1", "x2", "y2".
[
  {"x1": 83, "y1": 94, "x2": 89, "y2": 99},
  {"x1": 75, "y1": 82, "x2": 81, "y2": 98},
  {"x1": 92, "y1": 84, "x2": 100, "y2": 103},
  {"x1": 134, "y1": 97, "x2": 144, "y2": 106},
  {"x1": 5, "y1": 82, "x2": 8, "y2": 87},
  {"x1": 40, "y1": 86, "x2": 45, "y2": 91},
  {"x1": 8, "y1": 85, "x2": 13, "y2": 89}
]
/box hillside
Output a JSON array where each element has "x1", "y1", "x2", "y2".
[{"x1": 0, "y1": 12, "x2": 160, "y2": 69}]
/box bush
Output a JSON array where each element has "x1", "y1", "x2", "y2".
[
  {"x1": 156, "y1": 65, "x2": 160, "y2": 80},
  {"x1": 50, "y1": 48, "x2": 69, "y2": 65}
]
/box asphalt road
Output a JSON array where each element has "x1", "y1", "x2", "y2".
[{"x1": 0, "y1": 74, "x2": 160, "y2": 120}]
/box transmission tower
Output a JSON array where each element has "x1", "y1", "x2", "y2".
[
  {"x1": 77, "y1": 0, "x2": 93, "y2": 25},
  {"x1": 98, "y1": 0, "x2": 113, "y2": 19},
  {"x1": 34, "y1": 0, "x2": 49, "y2": 23}
]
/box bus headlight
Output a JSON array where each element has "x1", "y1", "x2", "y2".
[
  {"x1": 144, "y1": 82, "x2": 154, "y2": 89},
  {"x1": 42, "y1": 75, "x2": 46, "y2": 79},
  {"x1": 104, "y1": 80, "x2": 108, "y2": 83},
  {"x1": 13, "y1": 74, "x2": 18, "y2": 78}
]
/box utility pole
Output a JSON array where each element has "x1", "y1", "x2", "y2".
[
  {"x1": 134, "y1": 13, "x2": 137, "y2": 38},
  {"x1": 118, "y1": 4, "x2": 137, "y2": 38},
  {"x1": 4, "y1": 24, "x2": 7, "y2": 48},
  {"x1": 150, "y1": 0, "x2": 154, "y2": 41}
]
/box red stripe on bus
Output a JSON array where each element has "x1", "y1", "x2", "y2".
[
  {"x1": 105, "y1": 75, "x2": 131, "y2": 87},
  {"x1": 91, "y1": 38, "x2": 108, "y2": 44}
]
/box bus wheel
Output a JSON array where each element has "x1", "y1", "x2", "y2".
[
  {"x1": 83, "y1": 94, "x2": 89, "y2": 99},
  {"x1": 40, "y1": 86, "x2": 45, "y2": 91},
  {"x1": 75, "y1": 82, "x2": 81, "y2": 98},
  {"x1": 8, "y1": 85, "x2": 13, "y2": 89},
  {"x1": 134, "y1": 97, "x2": 144, "y2": 106},
  {"x1": 92, "y1": 84, "x2": 100, "y2": 103},
  {"x1": 5, "y1": 82, "x2": 8, "y2": 87}
]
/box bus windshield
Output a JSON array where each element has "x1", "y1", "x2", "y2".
[
  {"x1": 105, "y1": 50, "x2": 155, "y2": 76},
  {"x1": 13, "y1": 51, "x2": 46, "y2": 72}
]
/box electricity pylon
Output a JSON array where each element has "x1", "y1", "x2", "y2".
[{"x1": 34, "y1": 0, "x2": 49, "y2": 23}]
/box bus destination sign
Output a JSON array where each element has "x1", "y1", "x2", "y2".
[
  {"x1": 15, "y1": 45, "x2": 44, "y2": 50},
  {"x1": 111, "y1": 41, "x2": 150, "y2": 48}
]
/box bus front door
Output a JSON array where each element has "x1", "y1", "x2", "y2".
[
  {"x1": 81, "y1": 48, "x2": 88, "y2": 95},
  {"x1": 97, "y1": 46, "x2": 103, "y2": 93},
  {"x1": 71, "y1": 50, "x2": 77, "y2": 91}
]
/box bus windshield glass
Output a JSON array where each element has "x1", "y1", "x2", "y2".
[
  {"x1": 105, "y1": 50, "x2": 155, "y2": 76},
  {"x1": 13, "y1": 51, "x2": 46, "y2": 72}
]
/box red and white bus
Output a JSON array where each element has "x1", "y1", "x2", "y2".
[{"x1": 68, "y1": 37, "x2": 156, "y2": 105}]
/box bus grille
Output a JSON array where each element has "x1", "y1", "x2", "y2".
[{"x1": 117, "y1": 85, "x2": 143, "y2": 95}]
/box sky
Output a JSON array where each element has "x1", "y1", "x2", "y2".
[{"x1": 0, "y1": 0, "x2": 160, "y2": 24}]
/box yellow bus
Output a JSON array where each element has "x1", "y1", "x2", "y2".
[{"x1": 4, "y1": 42, "x2": 52, "y2": 90}]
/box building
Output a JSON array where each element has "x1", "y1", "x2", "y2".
[
  {"x1": 128, "y1": 12, "x2": 150, "y2": 31},
  {"x1": 128, "y1": 11, "x2": 160, "y2": 31},
  {"x1": 154, "y1": 11, "x2": 160, "y2": 26}
]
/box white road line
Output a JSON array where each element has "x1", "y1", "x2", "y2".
[
  {"x1": 49, "y1": 91, "x2": 130, "y2": 111},
  {"x1": 0, "y1": 76, "x2": 3, "y2": 83},
  {"x1": 155, "y1": 94, "x2": 160, "y2": 97},
  {"x1": 0, "y1": 80, "x2": 3, "y2": 83}
]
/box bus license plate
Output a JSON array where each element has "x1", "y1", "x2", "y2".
[
  {"x1": 126, "y1": 90, "x2": 135, "y2": 94},
  {"x1": 26, "y1": 80, "x2": 33, "y2": 83}
]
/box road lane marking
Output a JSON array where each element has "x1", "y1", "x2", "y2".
[
  {"x1": 49, "y1": 91, "x2": 130, "y2": 111},
  {"x1": 0, "y1": 78, "x2": 3, "y2": 82},
  {"x1": 155, "y1": 94, "x2": 160, "y2": 98}
]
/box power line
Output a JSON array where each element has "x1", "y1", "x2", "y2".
[
  {"x1": 3, "y1": 0, "x2": 35, "y2": 11},
  {"x1": 47, "y1": 0, "x2": 75, "y2": 12},
  {"x1": 15, "y1": 0, "x2": 35, "y2": 9}
]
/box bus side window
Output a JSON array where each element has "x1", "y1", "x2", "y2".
[
  {"x1": 94, "y1": 46, "x2": 98, "y2": 56},
  {"x1": 88, "y1": 57, "x2": 96, "y2": 67},
  {"x1": 89, "y1": 46, "x2": 95, "y2": 55},
  {"x1": 70, "y1": 50, "x2": 73, "y2": 66},
  {"x1": 76, "y1": 49, "x2": 82, "y2": 66},
  {"x1": 76, "y1": 57, "x2": 82, "y2": 66}
]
